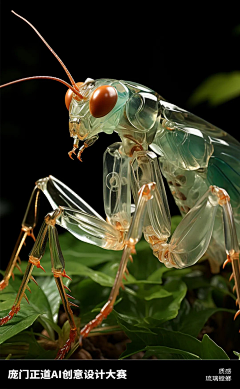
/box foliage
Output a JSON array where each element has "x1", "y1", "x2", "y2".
[
  {"x1": 0, "y1": 216, "x2": 239, "y2": 360},
  {"x1": 188, "y1": 71, "x2": 240, "y2": 107}
]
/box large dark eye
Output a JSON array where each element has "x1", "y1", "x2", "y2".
[{"x1": 89, "y1": 85, "x2": 118, "y2": 118}]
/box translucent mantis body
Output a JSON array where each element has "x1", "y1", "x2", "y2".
[{"x1": 0, "y1": 12, "x2": 240, "y2": 359}]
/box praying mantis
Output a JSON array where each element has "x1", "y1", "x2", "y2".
[{"x1": 0, "y1": 11, "x2": 240, "y2": 359}]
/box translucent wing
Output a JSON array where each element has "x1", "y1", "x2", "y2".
[
  {"x1": 150, "y1": 99, "x2": 240, "y2": 252},
  {"x1": 150, "y1": 100, "x2": 240, "y2": 172}
]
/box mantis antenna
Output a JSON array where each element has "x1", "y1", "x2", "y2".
[{"x1": 0, "y1": 11, "x2": 84, "y2": 99}]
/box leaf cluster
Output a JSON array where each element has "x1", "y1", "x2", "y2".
[{"x1": 0, "y1": 216, "x2": 239, "y2": 360}]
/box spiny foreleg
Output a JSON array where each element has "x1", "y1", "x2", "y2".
[
  {"x1": 0, "y1": 187, "x2": 40, "y2": 290},
  {"x1": 0, "y1": 207, "x2": 49, "y2": 325},
  {"x1": 0, "y1": 208, "x2": 78, "y2": 358}
]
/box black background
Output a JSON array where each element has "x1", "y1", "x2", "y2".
[{"x1": 1, "y1": 2, "x2": 240, "y2": 269}]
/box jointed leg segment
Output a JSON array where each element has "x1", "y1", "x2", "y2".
[
  {"x1": 80, "y1": 183, "x2": 156, "y2": 340},
  {"x1": 211, "y1": 186, "x2": 240, "y2": 321},
  {"x1": 0, "y1": 186, "x2": 40, "y2": 290},
  {"x1": 0, "y1": 197, "x2": 78, "y2": 358}
]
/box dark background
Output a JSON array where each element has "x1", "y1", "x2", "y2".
[{"x1": 1, "y1": 2, "x2": 240, "y2": 269}]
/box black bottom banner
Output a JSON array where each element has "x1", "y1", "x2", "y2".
[{"x1": 0, "y1": 359, "x2": 239, "y2": 389}]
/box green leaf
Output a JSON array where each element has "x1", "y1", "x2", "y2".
[
  {"x1": 200, "y1": 334, "x2": 229, "y2": 359},
  {"x1": 188, "y1": 71, "x2": 240, "y2": 106},
  {"x1": 173, "y1": 304, "x2": 235, "y2": 337},
  {"x1": 71, "y1": 278, "x2": 111, "y2": 314},
  {"x1": 145, "y1": 280, "x2": 187, "y2": 325},
  {"x1": 118, "y1": 321, "x2": 229, "y2": 360},
  {"x1": 1, "y1": 331, "x2": 56, "y2": 359},
  {"x1": 36, "y1": 276, "x2": 71, "y2": 323},
  {"x1": 143, "y1": 345, "x2": 200, "y2": 359},
  {"x1": 127, "y1": 240, "x2": 160, "y2": 281},
  {"x1": 233, "y1": 351, "x2": 240, "y2": 359},
  {"x1": 142, "y1": 286, "x2": 172, "y2": 301},
  {"x1": 112, "y1": 279, "x2": 187, "y2": 330},
  {"x1": 147, "y1": 265, "x2": 170, "y2": 283},
  {"x1": 0, "y1": 277, "x2": 53, "y2": 343},
  {"x1": 0, "y1": 312, "x2": 41, "y2": 345}
]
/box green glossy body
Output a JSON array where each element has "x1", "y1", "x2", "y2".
[{"x1": 69, "y1": 79, "x2": 240, "y2": 264}]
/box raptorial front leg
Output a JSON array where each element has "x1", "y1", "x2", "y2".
[
  {"x1": 0, "y1": 186, "x2": 40, "y2": 290},
  {"x1": 0, "y1": 174, "x2": 128, "y2": 358},
  {"x1": 0, "y1": 207, "x2": 50, "y2": 325},
  {"x1": 80, "y1": 182, "x2": 156, "y2": 339},
  {"x1": 0, "y1": 208, "x2": 78, "y2": 359}
]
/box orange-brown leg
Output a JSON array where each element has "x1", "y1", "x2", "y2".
[
  {"x1": 80, "y1": 183, "x2": 156, "y2": 341},
  {"x1": 211, "y1": 186, "x2": 240, "y2": 327},
  {"x1": 0, "y1": 208, "x2": 78, "y2": 359},
  {"x1": 0, "y1": 211, "x2": 49, "y2": 325},
  {"x1": 0, "y1": 186, "x2": 40, "y2": 290},
  {"x1": 44, "y1": 211, "x2": 78, "y2": 359},
  {"x1": 54, "y1": 271, "x2": 78, "y2": 359}
]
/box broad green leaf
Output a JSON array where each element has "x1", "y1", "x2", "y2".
[
  {"x1": 164, "y1": 268, "x2": 192, "y2": 278},
  {"x1": 114, "y1": 294, "x2": 148, "y2": 327},
  {"x1": 0, "y1": 331, "x2": 56, "y2": 359},
  {"x1": 143, "y1": 345, "x2": 200, "y2": 359},
  {"x1": 147, "y1": 265, "x2": 171, "y2": 283},
  {"x1": 36, "y1": 276, "x2": 71, "y2": 323},
  {"x1": 145, "y1": 280, "x2": 187, "y2": 325},
  {"x1": 118, "y1": 321, "x2": 229, "y2": 360},
  {"x1": 113, "y1": 279, "x2": 187, "y2": 329},
  {"x1": 173, "y1": 304, "x2": 235, "y2": 337},
  {"x1": 188, "y1": 71, "x2": 240, "y2": 106},
  {"x1": 0, "y1": 311, "x2": 41, "y2": 344},
  {"x1": 71, "y1": 278, "x2": 111, "y2": 314},
  {"x1": 0, "y1": 278, "x2": 53, "y2": 343},
  {"x1": 201, "y1": 334, "x2": 229, "y2": 359},
  {"x1": 143, "y1": 336, "x2": 229, "y2": 360},
  {"x1": 0, "y1": 341, "x2": 29, "y2": 359},
  {"x1": 142, "y1": 285, "x2": 172, "y2": 301},
  {"x1": 127, "y1": 240, "x2": 160, "y2": 281}
]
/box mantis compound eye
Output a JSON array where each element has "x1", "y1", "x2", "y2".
[
  {"x1": 65, "y1": 82, "x2": 84, "y2": 110},
  {"x1": 89, "y1": 85, "x2": 118, "y2": 118}
]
